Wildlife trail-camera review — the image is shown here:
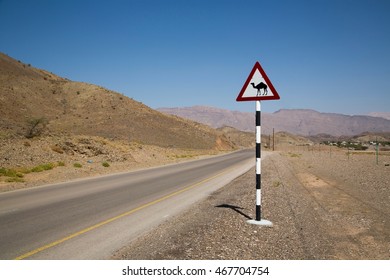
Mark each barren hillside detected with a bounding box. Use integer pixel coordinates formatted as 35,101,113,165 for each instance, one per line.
0,53,232,150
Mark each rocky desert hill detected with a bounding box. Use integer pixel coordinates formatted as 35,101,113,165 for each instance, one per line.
216,126,254,149
0,53,233,150
158,106,390,136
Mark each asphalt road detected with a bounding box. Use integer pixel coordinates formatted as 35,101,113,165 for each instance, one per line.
0,149,255,259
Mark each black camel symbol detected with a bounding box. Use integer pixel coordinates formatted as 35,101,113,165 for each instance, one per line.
250,82,268,96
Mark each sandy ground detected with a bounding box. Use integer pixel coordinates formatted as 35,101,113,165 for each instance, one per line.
113,147,390,260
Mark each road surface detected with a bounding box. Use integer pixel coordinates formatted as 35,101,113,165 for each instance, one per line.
0,149,256,259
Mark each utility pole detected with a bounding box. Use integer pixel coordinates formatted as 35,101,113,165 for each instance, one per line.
272,128,275,151
376,137,379,165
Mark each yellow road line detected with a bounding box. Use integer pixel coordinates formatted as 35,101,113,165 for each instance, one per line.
15,168,232,260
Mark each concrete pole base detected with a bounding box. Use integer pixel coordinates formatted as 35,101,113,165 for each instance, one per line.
247,219,273,227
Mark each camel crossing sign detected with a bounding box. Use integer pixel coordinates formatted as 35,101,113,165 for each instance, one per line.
236,61,280,101
236,61,281,226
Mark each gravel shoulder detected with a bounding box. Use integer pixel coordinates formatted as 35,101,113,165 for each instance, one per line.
113,149,390,260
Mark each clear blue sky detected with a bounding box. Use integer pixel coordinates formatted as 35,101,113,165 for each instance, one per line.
1,0,389,115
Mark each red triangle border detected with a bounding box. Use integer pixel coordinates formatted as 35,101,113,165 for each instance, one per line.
236,61,280,101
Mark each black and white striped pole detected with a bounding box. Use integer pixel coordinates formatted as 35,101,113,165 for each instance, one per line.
256,100,262,221
236,61,280,227
247,100,273,226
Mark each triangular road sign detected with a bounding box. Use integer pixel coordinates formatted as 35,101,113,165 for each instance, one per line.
236,61,280,101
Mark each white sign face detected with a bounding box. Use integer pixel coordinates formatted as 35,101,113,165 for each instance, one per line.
241,69,275,98
236,62,280,102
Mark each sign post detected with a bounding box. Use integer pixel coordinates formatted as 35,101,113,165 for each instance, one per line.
236,61,280,226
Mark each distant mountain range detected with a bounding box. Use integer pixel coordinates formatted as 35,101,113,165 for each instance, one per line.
158,106,390,136
367,112,390,120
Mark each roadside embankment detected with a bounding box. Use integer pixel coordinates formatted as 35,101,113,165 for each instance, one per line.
0,136,228,192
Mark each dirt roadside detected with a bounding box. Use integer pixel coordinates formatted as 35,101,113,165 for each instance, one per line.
113,149,390,260
0,136,225,193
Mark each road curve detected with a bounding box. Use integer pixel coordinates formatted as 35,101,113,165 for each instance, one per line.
0,149,256,259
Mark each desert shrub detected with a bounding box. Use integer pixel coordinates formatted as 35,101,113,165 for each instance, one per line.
354,144,368,151
0,167,17,177
18,167,31,174
44,163,54,170
0,167,9,176
31,163,54,172
73,163,82,168
0,131,11,139
25,117,48,138
32,165,43,172
57,161,65,166
273,181,282,188
102,162,110,167
0,168,24,179
288,153,301,158
6,177,25,183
